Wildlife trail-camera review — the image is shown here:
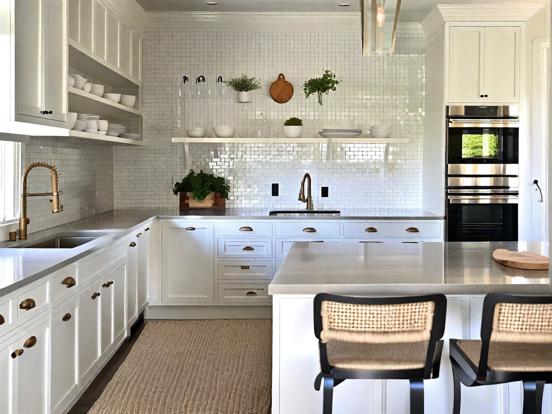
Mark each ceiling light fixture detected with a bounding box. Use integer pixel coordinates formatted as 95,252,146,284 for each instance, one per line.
376,1,385,28
360,0,401,55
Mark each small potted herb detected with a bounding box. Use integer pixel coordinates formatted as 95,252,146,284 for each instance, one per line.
173,170,230,209
282,117,303,138
303,70,340,105
225,74,262,103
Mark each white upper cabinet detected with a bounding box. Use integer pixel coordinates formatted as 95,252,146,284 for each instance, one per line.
93,2,107,59
15,0,67,124
448,25,521,104
79,0,93,51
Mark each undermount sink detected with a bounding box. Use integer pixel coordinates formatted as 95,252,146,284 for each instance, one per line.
11,231,110,249
268,210,341,217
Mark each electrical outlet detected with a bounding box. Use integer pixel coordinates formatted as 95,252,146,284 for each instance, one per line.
272,183,279,197
321,186,329,198
256,111,265,120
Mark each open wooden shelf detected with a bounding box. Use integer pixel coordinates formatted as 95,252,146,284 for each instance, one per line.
171,137,410,144
69,87,141,119
69,130,143,146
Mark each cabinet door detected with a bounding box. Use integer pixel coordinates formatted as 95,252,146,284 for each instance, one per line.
0,339,17,414
448,27,484,103
93,1,106,59
17,320,49,414
78,285,101,381
51,301,78,414
162,221,214,304
484,26,520,103
100,277,114,353
79,0,93,51
118,23,132,75
43,0,67,122
15,0,44,119
131,31,141,81
112,264,127,341
68,0,80,42
137,231,149,311
106,12,119,67
127,237,139,324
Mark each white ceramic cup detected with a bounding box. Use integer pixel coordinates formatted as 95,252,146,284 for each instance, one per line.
91,84,105,96
98,120,109,131
86,119,99,131
72,74,87,89
83,82,92,93
120,95,136,108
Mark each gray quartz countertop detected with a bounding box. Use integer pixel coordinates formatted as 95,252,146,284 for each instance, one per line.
269,241,551,295
0,207,442,297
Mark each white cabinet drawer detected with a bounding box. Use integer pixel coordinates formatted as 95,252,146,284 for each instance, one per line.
79,241,126,282
276,240,325,260
0,299,12,338
16,280,49,322
50,264,78,305
343,221,442,240
217,261,273,281
217,283,271,305
217,239,272,259
216,221,273,238
275,222,340,238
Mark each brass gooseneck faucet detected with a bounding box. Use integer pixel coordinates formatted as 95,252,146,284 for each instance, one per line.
298,172,314,211
18,162,63,240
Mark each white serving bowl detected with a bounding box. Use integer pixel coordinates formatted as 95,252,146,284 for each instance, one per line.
72,74,87,89
83,82,92,93
187,128,205,138
91,84,105,96
369,124,391,138
78,113,100,121
107,131,121,137
98,120,109,131
72,120,87,131
66,112,78,129
212,125,235,138
120,94,136,108
103,93,122,103
282,125,303,138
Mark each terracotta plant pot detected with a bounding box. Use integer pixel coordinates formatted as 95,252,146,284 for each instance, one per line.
179,192,226,211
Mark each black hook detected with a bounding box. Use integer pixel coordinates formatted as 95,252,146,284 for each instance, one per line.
217,75,224,82
533,179,544,203
182,75,189,83
196,75,206,83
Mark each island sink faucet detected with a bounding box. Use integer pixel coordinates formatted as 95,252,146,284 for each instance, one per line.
18,162,63,240
298,172,314,211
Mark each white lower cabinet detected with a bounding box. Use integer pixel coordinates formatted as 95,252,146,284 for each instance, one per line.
161,221,214,304
126,235,139,324
51,299,78,414
0,337,16,414
78,283,101,383
100,276,114,354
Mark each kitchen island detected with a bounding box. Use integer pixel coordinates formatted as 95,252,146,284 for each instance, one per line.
269,241,551,414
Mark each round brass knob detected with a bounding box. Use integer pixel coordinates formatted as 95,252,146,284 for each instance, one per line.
62,313,72,322
11,349,24,359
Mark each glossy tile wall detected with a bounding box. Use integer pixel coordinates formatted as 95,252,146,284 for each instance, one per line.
114,31,425,209
24,141,114,233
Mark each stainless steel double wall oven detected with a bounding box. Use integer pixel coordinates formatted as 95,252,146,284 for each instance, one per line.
446,106,519,241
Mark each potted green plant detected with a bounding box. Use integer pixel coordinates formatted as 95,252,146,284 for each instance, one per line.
225,74,262,103
173,170,230,209
303,70,340,105
282,117,303,138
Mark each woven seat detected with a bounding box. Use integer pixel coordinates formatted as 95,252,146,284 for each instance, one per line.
457,340,552,372
327,340,428,370
313,294,447,414
450,294,552,414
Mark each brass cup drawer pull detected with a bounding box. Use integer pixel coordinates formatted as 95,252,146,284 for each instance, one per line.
245,291,258,296
239,226,254,232
406,227,420,233
365,227,378,233
129,241,137,247
23,336,37,348
19,298,36,311
242,246,255,251
62,313,72,322
61,276,76,288
185,226,196,231
91,292,101,300
240,265,251,270
0,314,4,325
11,349,24,359
302,227,317,233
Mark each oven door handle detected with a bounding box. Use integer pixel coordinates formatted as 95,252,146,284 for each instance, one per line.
448,195,518,204
448,119,519,128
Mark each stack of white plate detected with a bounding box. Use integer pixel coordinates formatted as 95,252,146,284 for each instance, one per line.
107,123,126,137
318,128,362,138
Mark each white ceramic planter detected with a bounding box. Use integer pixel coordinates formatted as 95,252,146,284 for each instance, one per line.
237,91,250,103
282,125,303,138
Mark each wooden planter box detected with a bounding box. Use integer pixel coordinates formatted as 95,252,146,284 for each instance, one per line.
179,192,226,211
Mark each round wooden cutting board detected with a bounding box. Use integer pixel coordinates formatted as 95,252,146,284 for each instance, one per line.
269,73,294,104
492,249,549,270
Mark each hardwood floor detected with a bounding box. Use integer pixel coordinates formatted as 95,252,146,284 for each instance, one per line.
68,315,145,414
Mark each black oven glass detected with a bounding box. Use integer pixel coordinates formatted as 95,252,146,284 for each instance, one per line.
448,127,518,164
447,203,518,242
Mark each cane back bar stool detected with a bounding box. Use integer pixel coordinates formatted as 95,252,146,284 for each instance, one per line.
313,293,447,414
450,294,552,414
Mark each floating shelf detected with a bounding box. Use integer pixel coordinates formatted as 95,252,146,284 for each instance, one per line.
69,87,141,120
171,137,410,144
69,41,140,88
69,130,143,146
